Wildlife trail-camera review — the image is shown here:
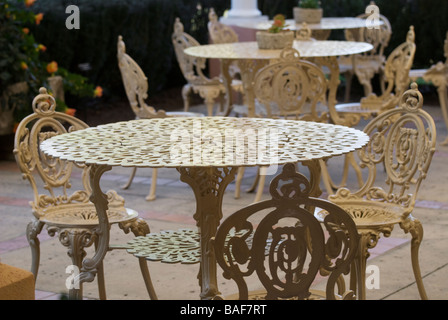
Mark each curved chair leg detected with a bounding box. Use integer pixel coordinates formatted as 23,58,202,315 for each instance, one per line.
122,167,137,190
55,228,98,300
145,168,158,201
26,219,44,281
400,217,428,300
138,257,158,299
234,167,245,199
182,84,192,113
246,167,260,193
354,231,374,300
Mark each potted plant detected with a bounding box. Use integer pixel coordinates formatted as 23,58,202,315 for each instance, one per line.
256,14,294,49
294,0,323,24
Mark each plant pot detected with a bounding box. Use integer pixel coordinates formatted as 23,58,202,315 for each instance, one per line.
256,30,294,50
293,7,323,24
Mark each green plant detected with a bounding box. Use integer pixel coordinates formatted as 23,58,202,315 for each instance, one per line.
298,0,321,9
268,14,289,33
0,0,100,131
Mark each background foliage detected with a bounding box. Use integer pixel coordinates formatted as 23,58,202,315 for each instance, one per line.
24,0,448,103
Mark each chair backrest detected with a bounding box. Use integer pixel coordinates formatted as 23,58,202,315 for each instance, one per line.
331,83,437,214
345,1,392,58
207,8,238,44
13,88,92,219
360,25,416,111
213,163,359,300
253,47,328,121
172,17,215,85
117,36,167,119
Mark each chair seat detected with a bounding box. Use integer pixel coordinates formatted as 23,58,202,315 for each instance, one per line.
316,200,404,228
40,203,139,227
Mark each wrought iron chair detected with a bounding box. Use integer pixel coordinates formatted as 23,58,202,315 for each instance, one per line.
234,47,329,202
338,1,392,102
335,26,416,122
13,87,156,299
207,8,238,44
117,35,202,201
213,163,359,300
320,26,416,195
319,83,436,300
409,30,448,145
172,17,227,116
207,8,244,100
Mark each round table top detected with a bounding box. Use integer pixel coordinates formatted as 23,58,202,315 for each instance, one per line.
40,117,369,168
184,40,373,60
232,17,383,31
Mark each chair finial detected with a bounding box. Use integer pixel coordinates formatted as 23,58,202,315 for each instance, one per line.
32,87,56,115
269,163,311,201
399,82,423,112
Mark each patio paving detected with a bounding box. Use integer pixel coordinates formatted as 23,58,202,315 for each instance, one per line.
1,98,448,300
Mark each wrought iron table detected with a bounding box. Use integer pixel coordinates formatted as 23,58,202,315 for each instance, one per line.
234,17,382,31
185,40,373,117
40,116,369,300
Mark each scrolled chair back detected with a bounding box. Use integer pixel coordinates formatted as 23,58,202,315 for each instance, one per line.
253,47,328,121
213,163,359,300
172,17,212,84
330,82,437,216
117,35,166,119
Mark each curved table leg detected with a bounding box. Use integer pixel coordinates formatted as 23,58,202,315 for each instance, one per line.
177,167,238,300
69,164,112,300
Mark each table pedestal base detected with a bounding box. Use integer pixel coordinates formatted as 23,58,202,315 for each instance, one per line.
178,166,238,300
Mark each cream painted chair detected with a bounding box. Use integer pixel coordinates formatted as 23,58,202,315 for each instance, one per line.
207,7,244,101
117,35,202,201
320,26,417,194
320,83,436,300
13,88,156,299
213,163,359,300
172,17,227,116
409,30,448,145
338,1,392,102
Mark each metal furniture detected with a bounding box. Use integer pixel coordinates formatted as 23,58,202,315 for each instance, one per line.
409,30,448,145
185,38,373,201
40,115,369,300
213,163,359,300
13,88,153,299
237,47,329,203
319,83,436,300
321,26,416,195
339,2,392,101
184,39,373,118
117,35,202,201
335,26,416,121
172,17,227,116
230,16,384,40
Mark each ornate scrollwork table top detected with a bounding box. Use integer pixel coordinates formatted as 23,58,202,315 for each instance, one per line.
232,17,384,31
185,40,373,60
40,117,369,168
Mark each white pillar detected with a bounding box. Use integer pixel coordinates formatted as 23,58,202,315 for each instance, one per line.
227,0,262,18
